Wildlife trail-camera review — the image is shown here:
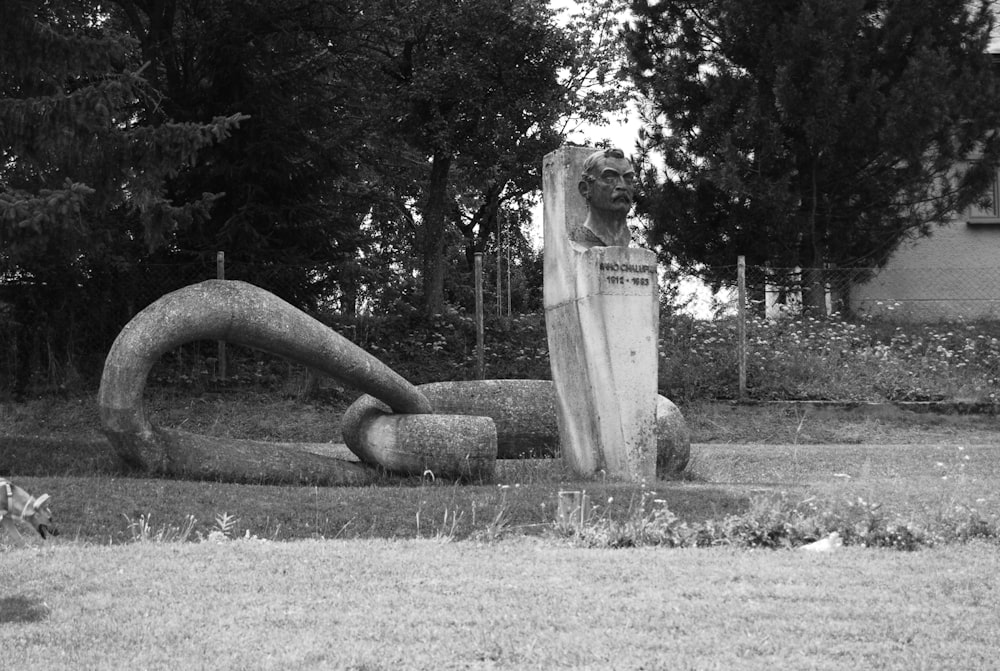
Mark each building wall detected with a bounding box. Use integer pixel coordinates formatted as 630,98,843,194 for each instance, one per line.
850,215,1000,320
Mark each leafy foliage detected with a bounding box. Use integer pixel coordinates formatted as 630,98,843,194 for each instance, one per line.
0,1,244,250
365,0,581,313
659,311,1000,402
1,0,635,392
566,486,997,550
331,309,551,384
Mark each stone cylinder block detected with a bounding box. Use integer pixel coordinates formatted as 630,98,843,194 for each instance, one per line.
413,379,690,475
341,394,497,482
417,380,559,459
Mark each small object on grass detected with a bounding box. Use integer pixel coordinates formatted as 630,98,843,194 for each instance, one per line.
800,532,842,552
0,478,59,546
556,490,590,531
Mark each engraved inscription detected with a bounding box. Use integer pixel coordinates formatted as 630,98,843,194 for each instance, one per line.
599,263,656,273
605,275,650,286
597,262,657,295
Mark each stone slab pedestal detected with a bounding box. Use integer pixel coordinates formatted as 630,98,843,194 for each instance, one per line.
543,147,659,480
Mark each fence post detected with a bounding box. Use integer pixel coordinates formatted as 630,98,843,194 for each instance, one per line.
737,255,747,401
216,251,227,381
496,223,503,319
505,232,512,329
474,251,485,380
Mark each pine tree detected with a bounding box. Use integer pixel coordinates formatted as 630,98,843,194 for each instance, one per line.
628,0,1000,313
0,0,243,394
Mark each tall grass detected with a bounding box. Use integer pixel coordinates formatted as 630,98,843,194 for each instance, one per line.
289,309,1000,404
12,301,1000,405
659,312,1000,402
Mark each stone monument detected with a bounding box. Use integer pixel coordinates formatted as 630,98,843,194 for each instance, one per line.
96,147,686,486
543,146,659,480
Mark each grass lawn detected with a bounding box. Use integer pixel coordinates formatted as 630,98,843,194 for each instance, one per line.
3,540,997,670
1,392,999,669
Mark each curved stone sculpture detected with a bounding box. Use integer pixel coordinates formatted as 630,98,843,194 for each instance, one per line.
99,280,436,484
341,395,496,481
100,279,687,484
343,379,690,476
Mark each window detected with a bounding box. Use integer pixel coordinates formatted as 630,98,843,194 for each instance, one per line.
967,166,1000,224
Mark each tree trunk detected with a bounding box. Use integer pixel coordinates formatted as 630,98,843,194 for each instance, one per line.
459,184,502,271
801,162,828,316
421,152,453,315
802,266,828,316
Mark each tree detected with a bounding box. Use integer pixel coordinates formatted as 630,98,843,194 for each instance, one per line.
627,0,1000,313
0,0,243,394
0,0,243,249
363,0,582,315
106,0,381,307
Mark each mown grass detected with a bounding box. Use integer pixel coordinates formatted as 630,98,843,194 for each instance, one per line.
3,540,998,670
2,392,1000,546
6,387,1000,448
2,393,999,669
5,297,1000,666
2,436,998,548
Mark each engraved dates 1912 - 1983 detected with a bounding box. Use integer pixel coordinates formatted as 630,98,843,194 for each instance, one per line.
604,275,650,286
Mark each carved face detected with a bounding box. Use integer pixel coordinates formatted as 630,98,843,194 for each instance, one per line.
579,155,635,215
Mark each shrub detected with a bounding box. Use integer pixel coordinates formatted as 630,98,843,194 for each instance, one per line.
138,306,1000,404
325,308,551,384
561,488,996,551
658,312,1000,403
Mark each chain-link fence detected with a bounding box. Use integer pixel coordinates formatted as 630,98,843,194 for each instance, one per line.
0,255,344,397
726,263,1000,321
661,259,1000,402
4,252,1000,402
675,262,1000,321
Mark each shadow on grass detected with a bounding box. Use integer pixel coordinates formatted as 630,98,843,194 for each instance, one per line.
1,434,752,544
0,595,50,624
8,475,752,545
0,436,126,477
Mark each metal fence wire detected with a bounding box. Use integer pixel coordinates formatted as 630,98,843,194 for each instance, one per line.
727,263,1000,321
0,257,335,396
3,255,1000,401
678,259,1000,402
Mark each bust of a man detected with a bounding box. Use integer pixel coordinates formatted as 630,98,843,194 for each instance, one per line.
569,148,635,250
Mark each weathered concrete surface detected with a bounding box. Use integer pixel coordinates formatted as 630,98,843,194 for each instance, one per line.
417,379,689,476
152,428,381,485
543,145,659,480
341,394,497,481
98,279,429,483
655,395,690,476
418,380,559,459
